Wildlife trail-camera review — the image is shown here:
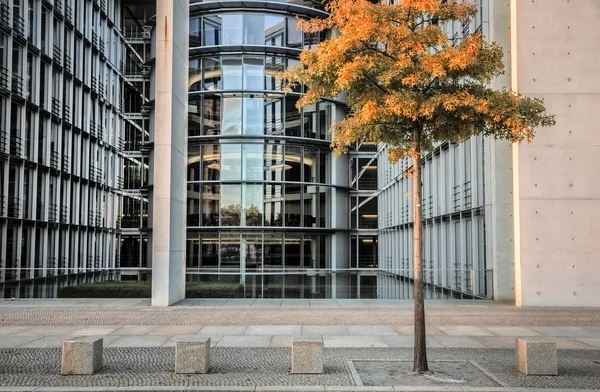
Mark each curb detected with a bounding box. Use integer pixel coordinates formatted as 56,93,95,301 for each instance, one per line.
0,387,599,392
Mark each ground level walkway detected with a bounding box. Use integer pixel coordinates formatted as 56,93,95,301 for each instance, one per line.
0,299,599,391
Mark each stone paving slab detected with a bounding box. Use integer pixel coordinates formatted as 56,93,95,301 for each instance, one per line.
323,336,388,348
1,347,600,390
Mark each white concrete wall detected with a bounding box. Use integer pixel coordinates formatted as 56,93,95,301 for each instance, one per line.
512,0,600,307
151,0,189,306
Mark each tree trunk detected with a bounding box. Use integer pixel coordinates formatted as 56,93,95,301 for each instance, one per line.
412,128,428,373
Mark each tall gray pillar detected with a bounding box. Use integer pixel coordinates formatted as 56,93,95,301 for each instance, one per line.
151,0,189,306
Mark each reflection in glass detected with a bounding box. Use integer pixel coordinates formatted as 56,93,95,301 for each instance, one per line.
265,56,284,90
264,143,284,181
303,185,317,227
303,148,318,183
243,144,263,180
243,184,263,226
203,15,221,46
265,97,283,135
264,234,283,270
187,183,200,226
189,58,202,91
221,184,241,226
190,17,202,47
285,146,302,182
188,99,202,136
285,184,302,227
264,183,283,227
285,95,301,136
188,144,201,182
285,235,302,268
201,144,220,181
203,57,221,90
243,233,262,271
287,17,302,48
244,14,265,44
221,144,241,180
318,186,329,227
265,15,285,46
318,101,331,140
222,57,242,90
187,238,199,268
201,236,218,267
243,97,264,135
222,14,243,44
243,56,264,90
220,233,241,270
202,184,220,226
303,103,317,138
222,97,242,134
202,95,221,135
358,197,377,229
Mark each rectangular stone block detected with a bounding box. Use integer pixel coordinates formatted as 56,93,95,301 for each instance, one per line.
292,337,323,374
61,337,103,375
516,338,558,375
175,337,210,374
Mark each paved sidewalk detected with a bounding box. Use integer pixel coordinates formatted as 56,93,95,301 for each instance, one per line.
0,299,599,391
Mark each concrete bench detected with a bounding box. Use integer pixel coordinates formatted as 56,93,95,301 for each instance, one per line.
291,337,323,374
61,337,103,375
175,336,211,374
516,338,558,375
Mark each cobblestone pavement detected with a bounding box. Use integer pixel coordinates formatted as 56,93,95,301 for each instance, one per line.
0,347,599,389
1,300,600,327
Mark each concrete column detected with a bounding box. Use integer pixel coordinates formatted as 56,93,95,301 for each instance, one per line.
151,0,189,306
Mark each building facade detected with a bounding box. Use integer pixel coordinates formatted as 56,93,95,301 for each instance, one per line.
1,0,598,306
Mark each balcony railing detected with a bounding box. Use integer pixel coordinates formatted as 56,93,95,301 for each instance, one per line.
65,4,72,25
92,31,98,47
47,257,56,276
64,54,72,74
0,3,10,32
7,197,20,218
48,203,57,222
50,150,59,169
90,121,97,137
60,205,68,223
0,65,8,94
51,97,60,117
9,133,22,156
62,154,70,172
12,12,24,39
11,73,23,97
53,44,62,67
63,103,71,124
0,195,4,217
0,130,6,153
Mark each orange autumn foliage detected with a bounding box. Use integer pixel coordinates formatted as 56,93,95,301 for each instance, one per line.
282,0,555,162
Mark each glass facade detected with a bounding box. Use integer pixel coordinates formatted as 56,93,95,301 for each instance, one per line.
187,4,342,298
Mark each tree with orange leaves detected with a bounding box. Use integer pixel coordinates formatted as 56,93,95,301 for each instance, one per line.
283,0,555,373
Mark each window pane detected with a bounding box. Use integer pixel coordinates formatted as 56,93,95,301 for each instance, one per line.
358,197,377,229
188,98,202,136
222,97,242,134
243,184,263,226
285,235,302,268
264,143,284,181
264,183,283,227
264,97,283,135
200,235,219,267
203,15,221,46
303,103,317,138
285,184,302,227
303,148,318,183
222,14,243,44
187,183,200,226
243,144,263,180
265,56,284,90
220,233,241,270
203,57,221,91
303,185,317,227
221,184,241,226
318,101,332,140
202,184,220,226
265,15,284,46
285,146,302,182
188,144,201,182
243,97,264,135
201,144,220,181
202,95,221,135
221,144,241,180
190,17,202,47
243,56,264,90
244,14,265,44
222,56,242,90
287,17,302,48
284,96,301,137
189,58,201,91
243,234,262,270
264,234,283,270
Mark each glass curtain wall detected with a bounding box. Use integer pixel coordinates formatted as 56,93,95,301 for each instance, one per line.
187,6,337,298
